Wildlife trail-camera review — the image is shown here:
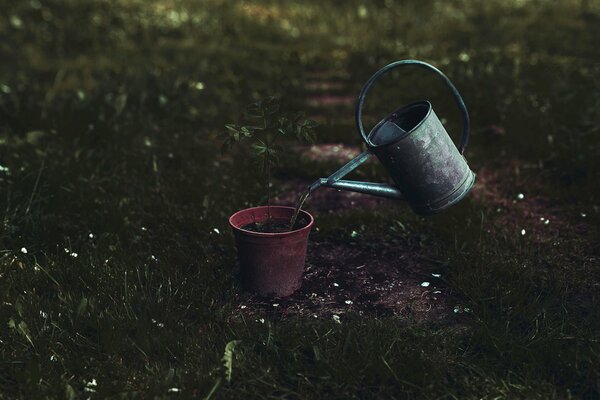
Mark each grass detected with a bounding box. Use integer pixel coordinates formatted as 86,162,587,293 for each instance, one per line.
1,0,599,398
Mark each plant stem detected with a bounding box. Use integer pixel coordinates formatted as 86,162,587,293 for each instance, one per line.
267,161,271,223
263,113,272,224
266,140,271,224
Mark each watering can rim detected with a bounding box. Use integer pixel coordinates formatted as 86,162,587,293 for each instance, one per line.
355,59,470,155
366,100,432,150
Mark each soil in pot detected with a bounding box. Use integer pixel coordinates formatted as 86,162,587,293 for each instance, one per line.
242,214,310,233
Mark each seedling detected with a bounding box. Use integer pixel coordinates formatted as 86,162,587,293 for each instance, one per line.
223,96,317,230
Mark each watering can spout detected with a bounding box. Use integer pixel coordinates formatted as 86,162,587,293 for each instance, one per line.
309,177,404,200
308,121,408,199
308,145,405,200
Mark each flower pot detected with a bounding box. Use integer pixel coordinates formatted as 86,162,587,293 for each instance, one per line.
228,206,314,297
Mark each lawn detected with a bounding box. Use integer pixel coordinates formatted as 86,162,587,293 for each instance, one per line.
1,0,599,398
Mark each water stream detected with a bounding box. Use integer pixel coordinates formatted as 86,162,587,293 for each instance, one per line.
288,189,311,231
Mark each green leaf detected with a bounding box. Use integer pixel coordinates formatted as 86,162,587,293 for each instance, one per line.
15,301,24,317
164,367,175,384
65,384,77,400
225,124,239,134
115,93,128,116
222,340,242,383
304,119,319,128
17,321,34,348
293,111,306,122
25,130,47,145
240,126,252,137
252,143,267,155
77,297,88,317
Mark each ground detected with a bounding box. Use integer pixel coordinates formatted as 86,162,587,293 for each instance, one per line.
1,0,599,399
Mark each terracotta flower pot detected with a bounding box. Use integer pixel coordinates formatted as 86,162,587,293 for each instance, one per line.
228,206,314,297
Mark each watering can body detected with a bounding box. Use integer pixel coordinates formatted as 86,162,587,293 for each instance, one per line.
310,60,476,216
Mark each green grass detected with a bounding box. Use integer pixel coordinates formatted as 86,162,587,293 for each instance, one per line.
1,0,599,398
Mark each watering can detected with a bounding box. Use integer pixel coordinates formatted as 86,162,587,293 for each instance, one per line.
308,60,476,216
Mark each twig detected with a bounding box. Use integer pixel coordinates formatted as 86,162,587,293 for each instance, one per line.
25,154,46,214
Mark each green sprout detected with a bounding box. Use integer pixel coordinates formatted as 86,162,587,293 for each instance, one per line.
223,96,317,222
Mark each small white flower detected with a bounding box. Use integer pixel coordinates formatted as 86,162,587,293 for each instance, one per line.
521,229,526,236
88,233,94,239
332,315,341,324
0,165,9,173
84,379,98,393
453,306,461,313
272,303,279,307
152,319,165,328
213,228,220,234
431,273,441,278
240,305,247,309
151,255,157,262
193,81,205,90
345,300,353,305
50,354,57,362
433,290,442,294
544,219,550,225
332,283,339,287
168,387,181,393
39,311,48,319
421,282,430,287
259,318,265,324
517,193,524,200
141,226,147,231
350,230,358,238
20,247,27,254
70,252,78,258
581,212,587,218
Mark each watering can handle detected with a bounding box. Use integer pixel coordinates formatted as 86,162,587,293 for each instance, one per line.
355,60,470,154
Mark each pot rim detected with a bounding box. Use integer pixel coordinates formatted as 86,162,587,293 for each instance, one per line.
229,205,314,238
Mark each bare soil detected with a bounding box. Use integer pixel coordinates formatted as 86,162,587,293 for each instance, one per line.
471,163,589,243
236,239,463,324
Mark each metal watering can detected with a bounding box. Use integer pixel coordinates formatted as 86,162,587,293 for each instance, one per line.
309,60,476,216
